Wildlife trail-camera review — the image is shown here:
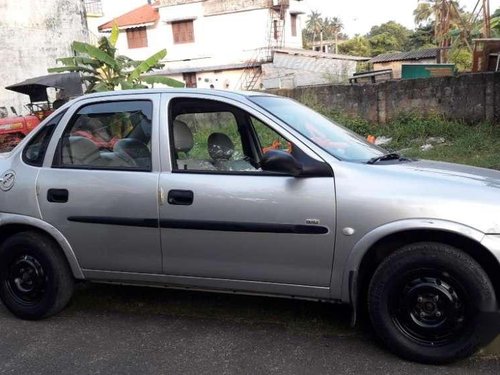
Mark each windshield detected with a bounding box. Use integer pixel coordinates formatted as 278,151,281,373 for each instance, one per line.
249,96,386,162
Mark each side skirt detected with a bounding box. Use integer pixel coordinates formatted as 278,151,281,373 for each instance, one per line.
82,269,337,303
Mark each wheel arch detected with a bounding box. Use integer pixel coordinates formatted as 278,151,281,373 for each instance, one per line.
0,214,84,279
342,220,500,323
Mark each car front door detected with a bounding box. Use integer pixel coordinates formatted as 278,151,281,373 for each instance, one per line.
37,94,162,274
158,94,336,290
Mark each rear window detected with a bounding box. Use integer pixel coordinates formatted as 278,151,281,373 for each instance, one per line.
56,101,153,171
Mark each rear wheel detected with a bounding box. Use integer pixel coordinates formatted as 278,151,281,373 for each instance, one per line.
368,242,496,364
0,232,74,320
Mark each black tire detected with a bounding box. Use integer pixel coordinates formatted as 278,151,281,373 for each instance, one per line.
0,231,74,320
368,242,496,364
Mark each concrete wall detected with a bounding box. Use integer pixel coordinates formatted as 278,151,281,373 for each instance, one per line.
0,0,88,114
271,72,500,125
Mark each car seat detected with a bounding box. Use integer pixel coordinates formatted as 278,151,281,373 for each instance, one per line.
62,136,101,165
207,132,254,171
173,119,215,171
113,139,151,169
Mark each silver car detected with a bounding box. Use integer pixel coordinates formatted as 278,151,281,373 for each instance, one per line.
0,89,499,364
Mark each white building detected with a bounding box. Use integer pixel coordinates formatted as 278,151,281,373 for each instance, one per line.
88,0,307,90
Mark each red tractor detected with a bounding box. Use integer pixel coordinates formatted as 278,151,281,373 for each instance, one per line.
0,73,82,152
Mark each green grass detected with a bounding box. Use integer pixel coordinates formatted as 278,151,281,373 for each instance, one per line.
319,109,500,170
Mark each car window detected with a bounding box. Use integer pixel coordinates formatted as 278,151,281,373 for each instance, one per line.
251,116,292,154
250,96,384,162
23,111,66,167
57,101,153,171
169,98,259,173
175,112,244,160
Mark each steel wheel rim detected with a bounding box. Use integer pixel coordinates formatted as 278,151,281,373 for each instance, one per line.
5,254,47,305
389,268,469,347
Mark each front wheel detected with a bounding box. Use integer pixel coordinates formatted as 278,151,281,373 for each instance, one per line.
0,232,74,320
368,242,497,364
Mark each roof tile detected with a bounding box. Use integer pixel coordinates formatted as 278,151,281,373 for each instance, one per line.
98,4,159,31
370,48,440,63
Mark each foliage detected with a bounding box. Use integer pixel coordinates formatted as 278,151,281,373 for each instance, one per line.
448,46,472,71
407,24,435,50
335,20,415,57
48,24,184,93
338,35,371,57
413,1,480,56
367,21,412,55
492,8,500,37
413,0,463,28
302,11,346,49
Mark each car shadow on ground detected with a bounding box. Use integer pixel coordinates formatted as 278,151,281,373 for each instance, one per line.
68,282,356,338
1,282,500,375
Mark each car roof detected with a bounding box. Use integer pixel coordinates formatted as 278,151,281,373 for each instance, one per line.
77,88,278,101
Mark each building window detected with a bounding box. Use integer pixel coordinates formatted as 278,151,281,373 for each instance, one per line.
183,73,197,88
291,14,297,37
273,20,279,40
172,21,194,44
127,27,148,49
84,0,103,17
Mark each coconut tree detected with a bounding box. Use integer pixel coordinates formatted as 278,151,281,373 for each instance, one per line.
413,0,469,61
324,16,344,54
304,11,323,49
49,25,183,93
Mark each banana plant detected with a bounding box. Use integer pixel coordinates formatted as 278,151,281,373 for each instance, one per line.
48,24,184,93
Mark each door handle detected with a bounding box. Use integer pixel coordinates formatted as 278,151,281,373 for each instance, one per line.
47,189,69,203
168,190,194,206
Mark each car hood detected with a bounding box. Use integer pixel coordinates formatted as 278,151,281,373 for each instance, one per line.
334,158,500,236
397,159,500,190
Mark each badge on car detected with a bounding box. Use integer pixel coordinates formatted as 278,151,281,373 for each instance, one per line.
0,170,16,191
306,219,320,225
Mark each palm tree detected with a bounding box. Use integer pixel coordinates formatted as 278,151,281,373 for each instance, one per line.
305,11,323,49
413,0,466,58
324,17,344,53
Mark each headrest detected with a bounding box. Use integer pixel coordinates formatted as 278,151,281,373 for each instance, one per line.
208,133,234,160
63,136,99,164
73,115,104,133
173,119,193,153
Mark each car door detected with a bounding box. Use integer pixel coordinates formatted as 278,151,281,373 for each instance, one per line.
158,94,336,288
36,94,162,273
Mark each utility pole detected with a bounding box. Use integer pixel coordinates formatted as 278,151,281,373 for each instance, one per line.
483,0,491,38
320,28,323,53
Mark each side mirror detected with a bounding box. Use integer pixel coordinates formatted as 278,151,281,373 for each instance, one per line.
260,150,303,176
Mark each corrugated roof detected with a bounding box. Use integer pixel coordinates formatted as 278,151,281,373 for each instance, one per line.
370,48,440,63
154,62,261,75
98,4,159,32
275,48,370,61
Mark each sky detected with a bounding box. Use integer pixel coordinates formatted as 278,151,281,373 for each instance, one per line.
303,0,500,36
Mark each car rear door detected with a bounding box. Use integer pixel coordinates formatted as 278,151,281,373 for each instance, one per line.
158,93,336,290
36,94,162,274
